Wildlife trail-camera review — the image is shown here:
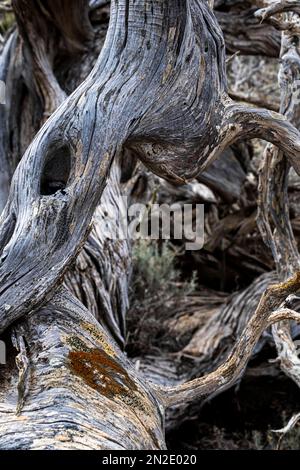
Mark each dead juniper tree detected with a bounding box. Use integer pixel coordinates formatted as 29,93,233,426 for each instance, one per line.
1,0,300,449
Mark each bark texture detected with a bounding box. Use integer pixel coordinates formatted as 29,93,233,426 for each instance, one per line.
1,0,300,450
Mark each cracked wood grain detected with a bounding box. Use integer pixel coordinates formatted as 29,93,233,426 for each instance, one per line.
257,4,300,388
2,0,300,338
2,0,300,449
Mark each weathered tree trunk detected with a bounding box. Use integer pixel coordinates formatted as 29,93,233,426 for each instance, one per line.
0,288,165,449
3,0,300,334
1,0,300,449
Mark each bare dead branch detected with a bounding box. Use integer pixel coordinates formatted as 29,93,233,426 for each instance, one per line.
257,8,300,388
216,0,281,56
272,412,300,450
228,90,279,112
154,273,300,407
255,1,300,21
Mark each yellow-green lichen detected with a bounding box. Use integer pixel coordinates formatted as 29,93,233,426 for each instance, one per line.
66,335,90,352
80,321,116,357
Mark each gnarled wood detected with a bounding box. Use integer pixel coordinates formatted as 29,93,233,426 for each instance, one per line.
257,3,300,388
2,0,300,450
215,0,281,57
2,0,300,338
0,288,165,450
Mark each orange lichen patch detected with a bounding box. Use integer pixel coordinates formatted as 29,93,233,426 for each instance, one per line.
69,348,137,399
67,337,157,422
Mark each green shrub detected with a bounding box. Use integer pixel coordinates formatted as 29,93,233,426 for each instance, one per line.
132,240,180,299
127,240,197,356
0,9,15,36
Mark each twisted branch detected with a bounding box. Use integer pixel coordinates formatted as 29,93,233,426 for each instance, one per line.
2,0,300,364
257,4,300,387
154,273,300,407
